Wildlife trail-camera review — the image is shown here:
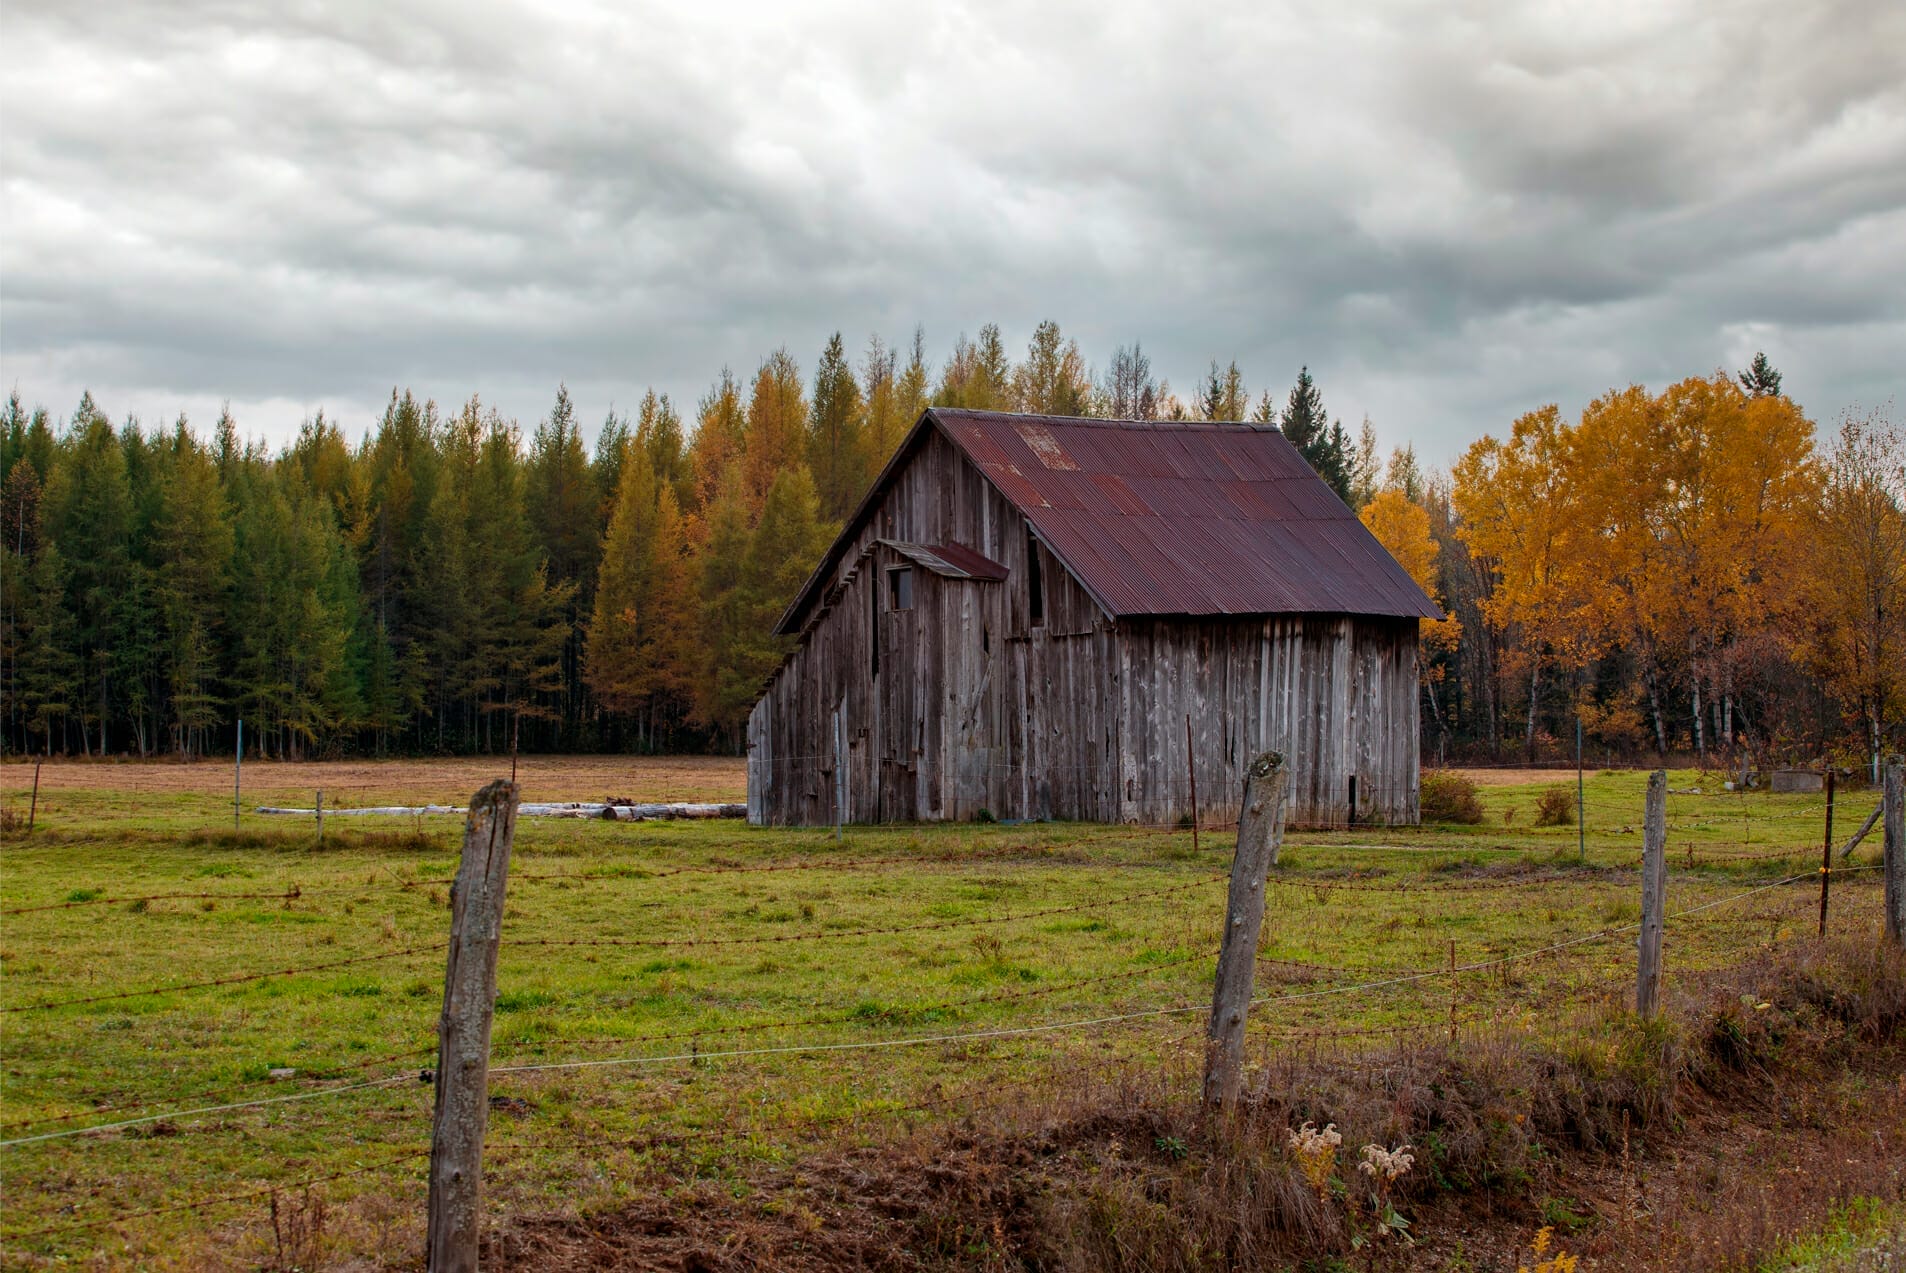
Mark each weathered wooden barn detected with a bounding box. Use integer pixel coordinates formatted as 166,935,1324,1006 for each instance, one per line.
746,409,1441,827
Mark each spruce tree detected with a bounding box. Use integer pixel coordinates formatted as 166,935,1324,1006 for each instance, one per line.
1738,352,1783,398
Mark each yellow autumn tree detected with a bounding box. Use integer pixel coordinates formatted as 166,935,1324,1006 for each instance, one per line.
1360,488,1462,739
1451,405,1606,756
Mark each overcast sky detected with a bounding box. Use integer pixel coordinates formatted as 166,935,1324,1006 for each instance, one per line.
3,0,1902,465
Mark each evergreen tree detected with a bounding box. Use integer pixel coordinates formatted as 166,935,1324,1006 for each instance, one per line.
808,332,868,518
44,401,132,754
1738,351,1783,398
152,422,232,756
1,459,45,750
13,541,77,753
526,384,597,744
1278,367,1354,504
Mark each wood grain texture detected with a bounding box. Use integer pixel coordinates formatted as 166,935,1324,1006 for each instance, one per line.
1205,751,1288,1106
747,425,1422,827
426,780,518,1273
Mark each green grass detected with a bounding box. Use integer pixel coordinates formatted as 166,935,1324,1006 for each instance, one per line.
0,763,1881,1264
1756,1200,1906,1271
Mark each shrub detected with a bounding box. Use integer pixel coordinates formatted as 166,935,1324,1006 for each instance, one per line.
1535,787,1576,827
1421,771,1485,824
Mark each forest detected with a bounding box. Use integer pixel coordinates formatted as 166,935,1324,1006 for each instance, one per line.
1,326,1900,775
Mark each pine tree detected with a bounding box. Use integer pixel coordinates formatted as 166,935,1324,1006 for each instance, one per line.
13,541,77,753
808,332,868,518
1738,351,1783,399
526,384,597,745
45,402,132,754
152,422,233,756
1278,367,1354,504
1,459,45,750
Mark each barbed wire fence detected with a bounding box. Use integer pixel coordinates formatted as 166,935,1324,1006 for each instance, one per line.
1,756,1899,1261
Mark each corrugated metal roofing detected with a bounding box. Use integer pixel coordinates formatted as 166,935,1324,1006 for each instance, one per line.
934,410,1442,621
879,539,1011,581
774,409,1441,634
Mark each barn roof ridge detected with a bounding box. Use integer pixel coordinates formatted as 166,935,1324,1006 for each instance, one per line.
773,407,1442,635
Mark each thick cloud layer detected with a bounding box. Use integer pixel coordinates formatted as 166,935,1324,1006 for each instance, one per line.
2,0,1902,459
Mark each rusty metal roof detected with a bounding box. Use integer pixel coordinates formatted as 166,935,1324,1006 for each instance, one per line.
933,411,1442,621
775,409,1441,634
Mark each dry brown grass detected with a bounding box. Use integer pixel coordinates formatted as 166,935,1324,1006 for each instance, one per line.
487,936,1906,1272
0,753,746,805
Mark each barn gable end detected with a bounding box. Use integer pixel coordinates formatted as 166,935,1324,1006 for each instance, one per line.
748,410,1436,828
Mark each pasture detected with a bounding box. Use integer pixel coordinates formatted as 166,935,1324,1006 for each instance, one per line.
0,758,1891,1267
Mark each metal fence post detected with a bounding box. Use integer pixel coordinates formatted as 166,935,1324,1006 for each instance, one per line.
1637,770,1666,1018
426,780,519,1273
1204,750,1287,1107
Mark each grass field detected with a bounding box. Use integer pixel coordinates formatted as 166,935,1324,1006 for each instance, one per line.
0,758,1891,1267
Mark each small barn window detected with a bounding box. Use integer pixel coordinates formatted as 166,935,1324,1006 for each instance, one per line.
887,566,914,611
1027,531,1045,627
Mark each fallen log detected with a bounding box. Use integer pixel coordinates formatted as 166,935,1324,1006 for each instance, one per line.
600,802,747,821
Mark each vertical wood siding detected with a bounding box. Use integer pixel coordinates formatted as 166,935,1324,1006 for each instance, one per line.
747,427,1420,827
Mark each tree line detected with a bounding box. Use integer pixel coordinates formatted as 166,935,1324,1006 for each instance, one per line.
2,330,1900,773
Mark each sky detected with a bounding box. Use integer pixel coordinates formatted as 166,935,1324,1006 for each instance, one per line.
2,0,1903,466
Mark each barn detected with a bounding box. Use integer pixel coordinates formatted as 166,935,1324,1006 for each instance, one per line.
746,409,1441,828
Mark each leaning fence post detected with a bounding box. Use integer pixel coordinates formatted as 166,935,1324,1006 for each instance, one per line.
1883,756,1904,948
426,780,519,1273
1636,770,1666,1018
1204,750,1287,1107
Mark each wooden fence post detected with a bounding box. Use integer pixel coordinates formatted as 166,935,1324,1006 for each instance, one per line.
1818,770,1834,936
234,718,243,830
28,760,41,832
1884,756,1904,949
426,780,519,1273
1204,750,1287,1107
1636,770,1666,1019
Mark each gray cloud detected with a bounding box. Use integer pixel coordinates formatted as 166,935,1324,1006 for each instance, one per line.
2,0,1902,462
